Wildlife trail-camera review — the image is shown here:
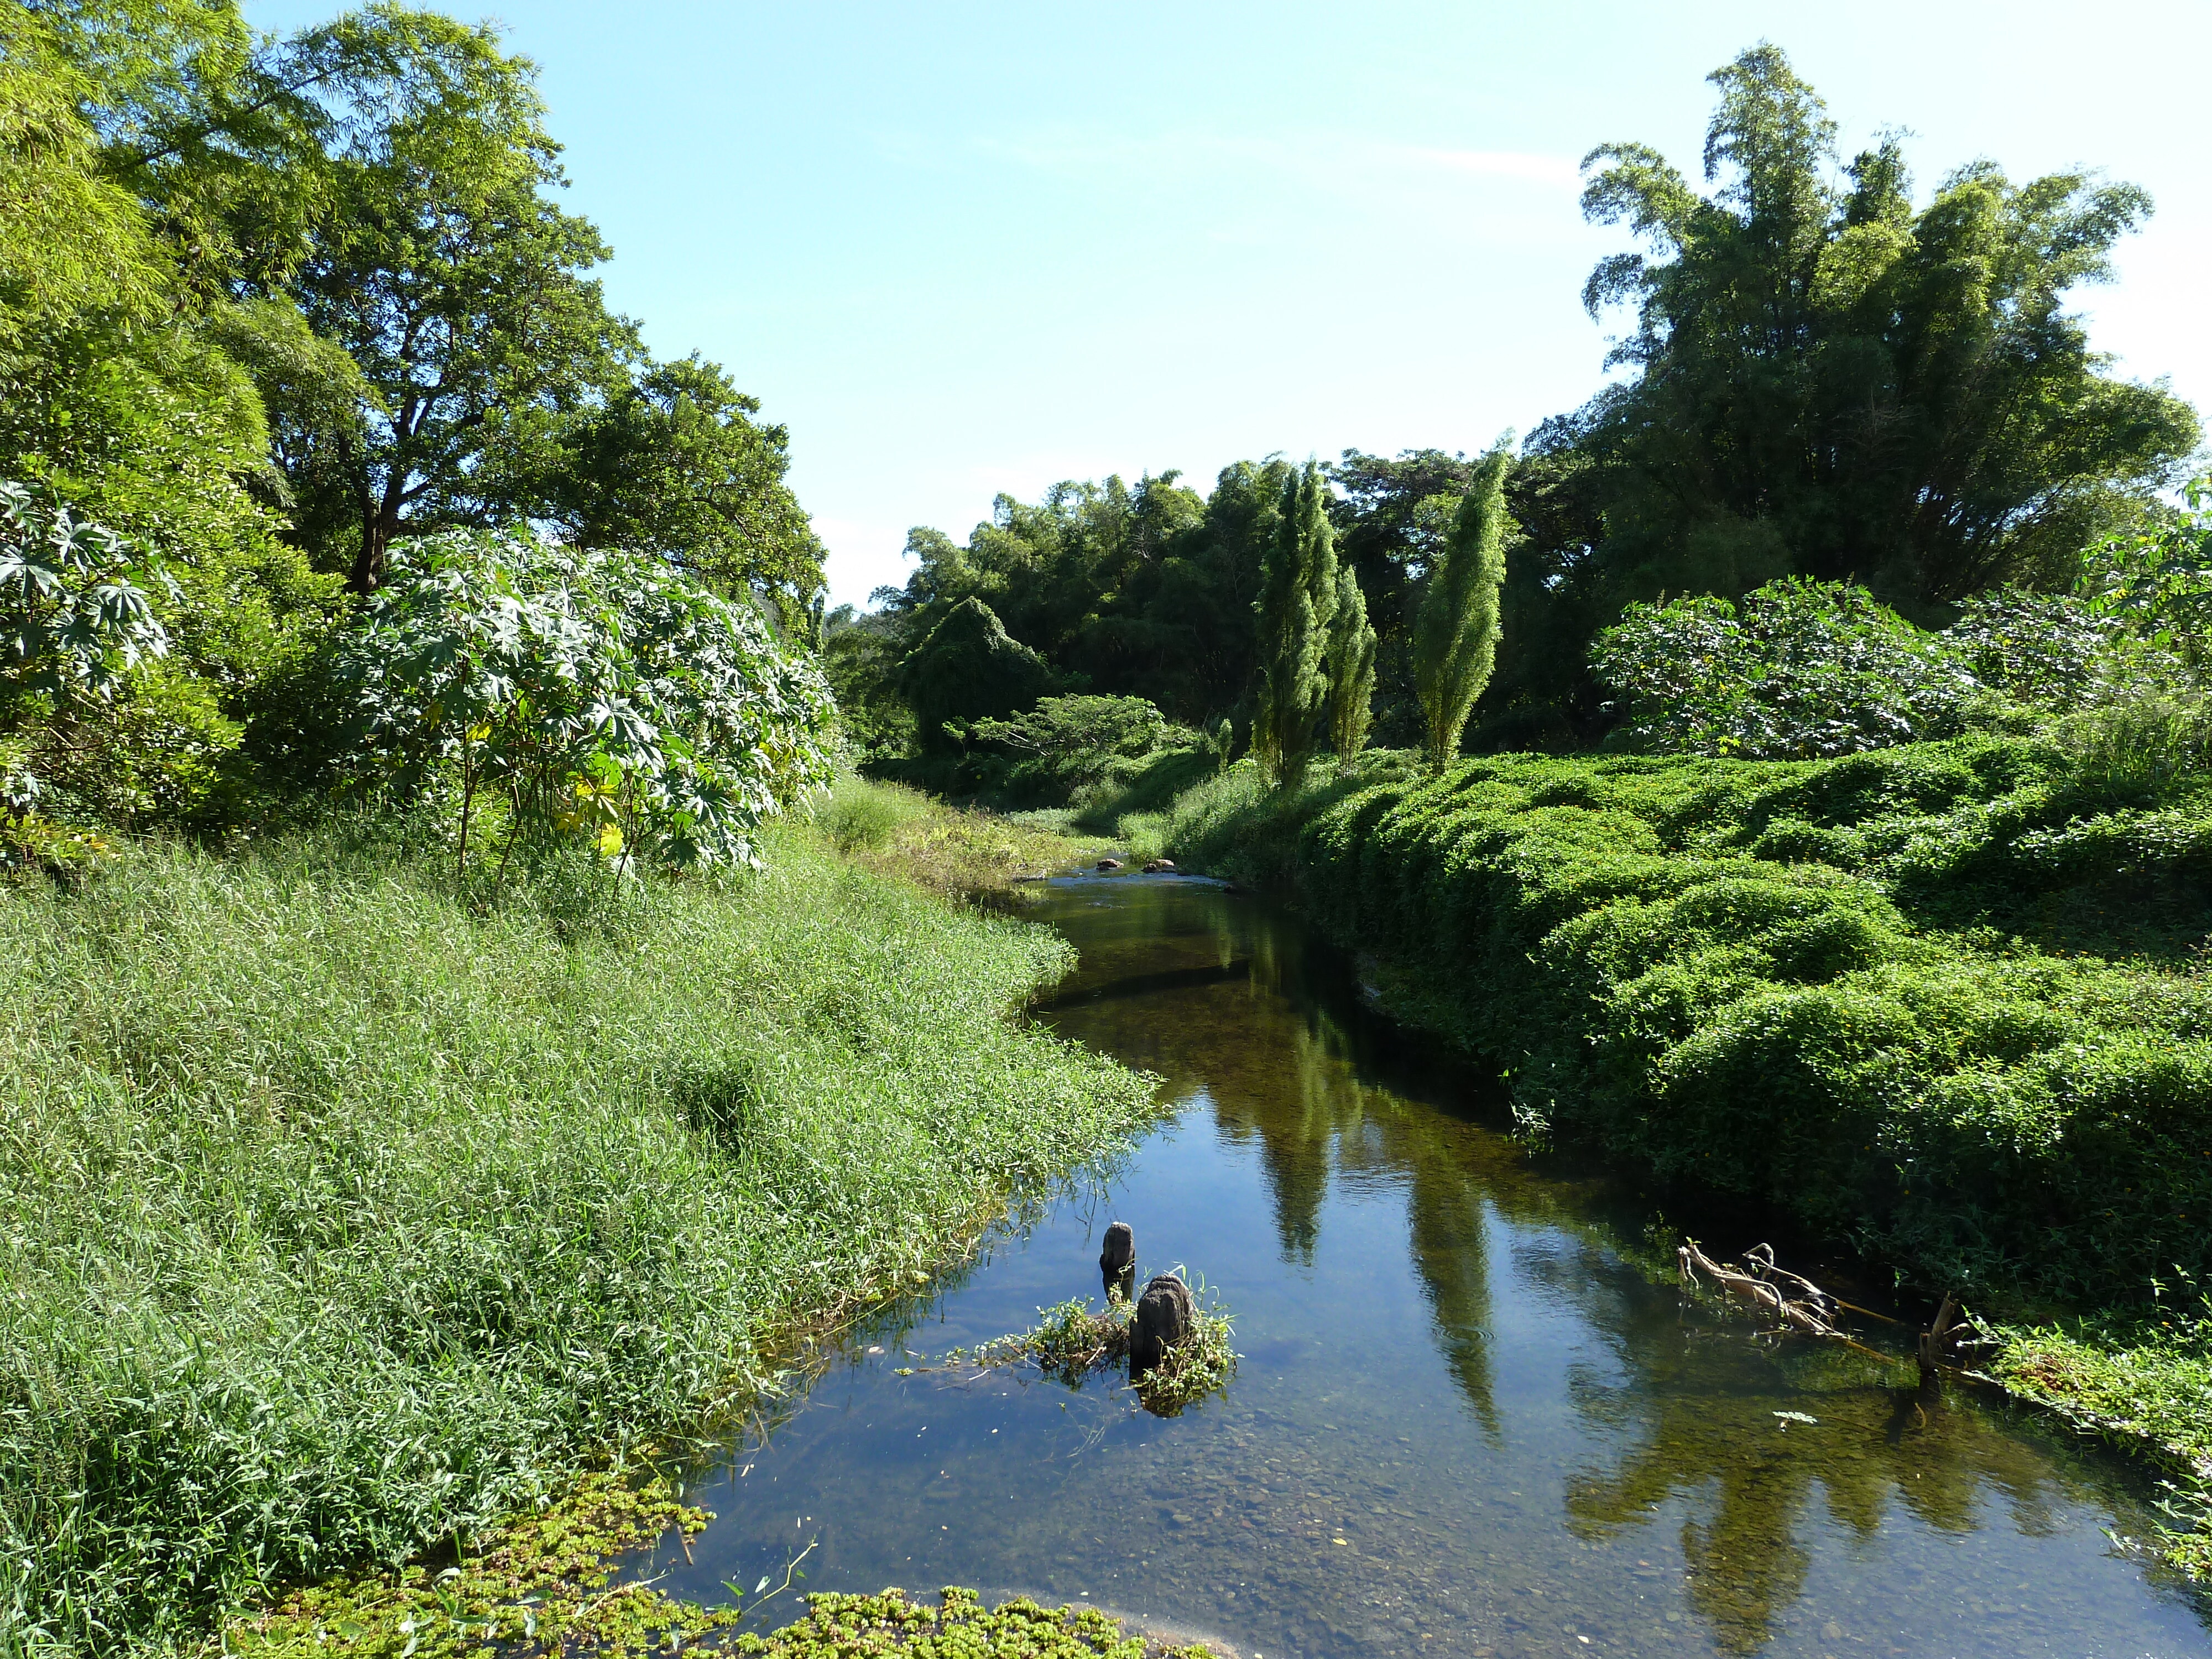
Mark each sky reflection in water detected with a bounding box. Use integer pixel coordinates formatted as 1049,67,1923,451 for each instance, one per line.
643,875,2210,1658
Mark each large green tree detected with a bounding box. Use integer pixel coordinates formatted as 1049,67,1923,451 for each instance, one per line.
1571,44,2198,606
1412,448,1510,770
1325,561,1376,768
553,353,824,613
278,18,633,591
1252,461,1339,788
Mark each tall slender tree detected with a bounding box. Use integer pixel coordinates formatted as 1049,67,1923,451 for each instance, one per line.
1253,461,1338,788
1326,561,1376,769
1413,447,1510,770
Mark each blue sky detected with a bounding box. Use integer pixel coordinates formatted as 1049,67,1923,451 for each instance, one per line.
251,1,2212,606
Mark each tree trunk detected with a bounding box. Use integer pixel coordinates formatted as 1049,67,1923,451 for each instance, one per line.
351,487,404,596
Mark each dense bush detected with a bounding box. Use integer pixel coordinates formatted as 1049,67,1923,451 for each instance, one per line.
0,818,1155,1648
1590,577,2185,760
342,528,834,873
965,694,1197,805
1165,737,2212,1303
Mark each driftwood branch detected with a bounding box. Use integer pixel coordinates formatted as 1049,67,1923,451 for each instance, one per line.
1677,1239,1929,1369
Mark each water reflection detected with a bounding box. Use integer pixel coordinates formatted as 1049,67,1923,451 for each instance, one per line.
644,876,2208,1658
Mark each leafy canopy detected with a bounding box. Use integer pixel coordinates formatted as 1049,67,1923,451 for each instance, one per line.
1567,44,2198,604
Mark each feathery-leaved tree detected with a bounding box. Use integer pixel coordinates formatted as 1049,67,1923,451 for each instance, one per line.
1253,461,1338,788
1326,562,1376,769
1413,447,1510,770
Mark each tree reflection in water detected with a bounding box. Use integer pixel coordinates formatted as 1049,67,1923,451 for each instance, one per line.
1033,877,2188,1655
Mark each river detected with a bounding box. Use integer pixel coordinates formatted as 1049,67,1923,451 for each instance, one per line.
639,870,2210,1657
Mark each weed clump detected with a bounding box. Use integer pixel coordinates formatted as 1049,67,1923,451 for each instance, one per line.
932,1277,1238,1416
231,1485,1217,1659
733,1588,1215,1658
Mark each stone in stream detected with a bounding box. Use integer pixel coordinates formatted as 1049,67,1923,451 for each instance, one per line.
1096,858,1123,872
1130,1272,1196,1373
1143,858,1176,873
1099,1221,1136,1301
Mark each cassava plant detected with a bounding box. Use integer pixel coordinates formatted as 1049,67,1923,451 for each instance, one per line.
341,527,833,878
0,479,175,828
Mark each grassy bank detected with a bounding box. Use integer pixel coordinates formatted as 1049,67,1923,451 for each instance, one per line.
0,812,1157,1652
809,775,1105,905
1155,735,2212,1558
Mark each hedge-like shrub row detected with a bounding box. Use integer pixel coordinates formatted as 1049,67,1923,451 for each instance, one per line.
1171,739,2212,1302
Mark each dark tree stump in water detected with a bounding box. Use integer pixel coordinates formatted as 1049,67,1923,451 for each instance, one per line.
1130,1273,1194,1373
1099,1222,1135,1301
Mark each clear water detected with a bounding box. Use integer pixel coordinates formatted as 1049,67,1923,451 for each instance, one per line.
638,874,2211,1657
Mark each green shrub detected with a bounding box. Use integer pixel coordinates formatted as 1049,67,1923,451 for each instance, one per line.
341,529,835,874
0,819,1155,1651
1165,737,2212,1303
1591,577,2192,761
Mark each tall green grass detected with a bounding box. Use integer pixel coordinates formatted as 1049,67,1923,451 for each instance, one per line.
0,819,1155,1653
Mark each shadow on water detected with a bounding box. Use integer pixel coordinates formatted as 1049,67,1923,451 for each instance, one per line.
638,874,2212,1658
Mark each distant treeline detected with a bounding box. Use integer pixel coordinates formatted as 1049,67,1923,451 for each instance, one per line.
832,46,2199,766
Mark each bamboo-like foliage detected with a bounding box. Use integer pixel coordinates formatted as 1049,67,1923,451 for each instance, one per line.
1412,447,1510,770
1252,461,1339,789
1326,561,1376,770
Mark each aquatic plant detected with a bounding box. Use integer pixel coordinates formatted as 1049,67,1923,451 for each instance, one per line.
232,1478,1215,1659
930,1277,1238,1416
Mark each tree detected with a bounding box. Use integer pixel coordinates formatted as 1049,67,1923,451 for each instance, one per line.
1326,562,1375,768
893,595,1055,753
1571,44,2198,606
1252,461,1338,788
554,353,824,612
296,32,633,592
1412,448,1509,770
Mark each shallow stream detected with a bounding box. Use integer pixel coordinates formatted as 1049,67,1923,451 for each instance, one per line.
639,873,2210,1657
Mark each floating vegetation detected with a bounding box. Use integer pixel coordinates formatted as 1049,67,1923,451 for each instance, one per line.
924,1274,1238,1416
730,1588,1215,1657
229,1470,740,1659
228,1473,1218,1658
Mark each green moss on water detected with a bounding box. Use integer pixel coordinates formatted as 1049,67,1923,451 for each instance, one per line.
731,1589,1214,1658
232,1477,1214,1659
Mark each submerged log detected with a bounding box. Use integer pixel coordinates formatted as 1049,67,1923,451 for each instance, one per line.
1129,1272,1195,1373
1099,1222,1136,1301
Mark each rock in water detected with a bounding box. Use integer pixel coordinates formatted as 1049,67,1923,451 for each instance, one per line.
1099,1222,1136,1300
1096,858,1123,872
1130,1273,1195,1372
1143,858,1176,873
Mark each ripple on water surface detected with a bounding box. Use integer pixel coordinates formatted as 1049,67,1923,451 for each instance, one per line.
637,875,2211,1659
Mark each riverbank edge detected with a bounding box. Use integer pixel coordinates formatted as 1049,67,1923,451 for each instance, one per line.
4,795,1177,1654
1151,757,2212,1577
207,805,1202,1658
